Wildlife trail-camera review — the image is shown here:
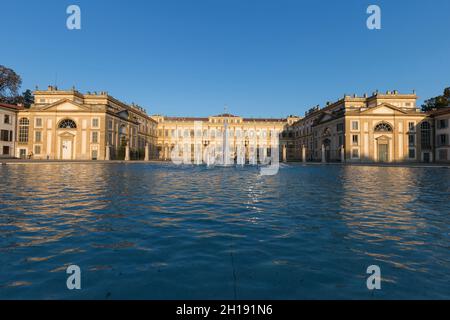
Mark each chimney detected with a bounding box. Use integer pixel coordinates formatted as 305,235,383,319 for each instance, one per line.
48,85,53,91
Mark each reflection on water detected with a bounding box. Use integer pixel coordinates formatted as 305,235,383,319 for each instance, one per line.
0,163,449,299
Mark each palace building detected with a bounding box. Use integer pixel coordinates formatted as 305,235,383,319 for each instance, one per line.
7,86,449,164
0,103,23,158
16,86,158,160
429,108,450,163
287,90,438,163
151,114,300,162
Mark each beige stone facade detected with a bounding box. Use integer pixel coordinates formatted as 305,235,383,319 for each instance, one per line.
0,104,23,158
289,91,435,163
151,114,299,162
431,108,450,163
9,86,449,164
16,86,158,160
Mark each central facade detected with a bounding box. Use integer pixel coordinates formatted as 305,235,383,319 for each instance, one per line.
152,114,300,162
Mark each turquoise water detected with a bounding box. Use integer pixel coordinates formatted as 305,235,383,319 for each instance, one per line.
0,163,449,299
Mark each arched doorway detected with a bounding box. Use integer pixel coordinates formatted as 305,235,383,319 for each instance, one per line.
374,122,393,163
57,119,77,160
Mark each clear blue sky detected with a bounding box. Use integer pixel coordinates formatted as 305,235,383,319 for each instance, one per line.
1,0,449,117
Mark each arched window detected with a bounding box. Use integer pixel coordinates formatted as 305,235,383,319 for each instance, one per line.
374,122,393,132
58,119,77,129
19,118,30,143
421,121,432,149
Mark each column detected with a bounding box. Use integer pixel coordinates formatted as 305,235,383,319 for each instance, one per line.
125,145,130,161
144,143,149,161
302,145,306,163
282,144,287,163
322,144,326,163
105,144,111,161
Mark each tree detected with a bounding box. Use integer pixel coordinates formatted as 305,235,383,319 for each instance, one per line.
0,65,22,102
21,89,34,108
422,87,450,112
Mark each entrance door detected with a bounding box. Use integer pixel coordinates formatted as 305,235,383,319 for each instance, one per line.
423,152,430,163
19,149,27,159
62,140,72,160
378,144,389,162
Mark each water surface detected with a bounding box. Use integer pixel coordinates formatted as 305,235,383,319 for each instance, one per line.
0,163,449,299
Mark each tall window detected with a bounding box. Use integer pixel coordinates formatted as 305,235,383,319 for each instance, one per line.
92,118,99,128
438,119,448,129
438,134,448,146
58,119,77,129
352,135,359,146
420,122,432,149
0,130,9,142
19,118,30,143
35,131,42,143
4,115,10,124
408,134,415,147
35,118,43,128
92,132,99,144
351,121,359,131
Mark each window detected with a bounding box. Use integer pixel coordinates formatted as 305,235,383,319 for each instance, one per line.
4,115,10,124
352,135,359,146
408,134,415,147
58,119,77,129
35,118,43,128
92,118,100,128
338,135,344,146
2,146,10,155
438,134,448,146
439,150,448,161
108,120,113,130
336,123,344,132
408,122,415,132
34,145,41,155
92,132,99,144
408,148,416,159
108,133,113,145
35,131,42,143
19,118,29,143
0,130,9,142
351,121,359,131
92,150,98,160
420,122,432,149
374,122,393,132
352,148,360,159
438,119,449,129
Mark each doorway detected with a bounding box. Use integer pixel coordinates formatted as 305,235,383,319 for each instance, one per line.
62,140,73,160
378,143,389,162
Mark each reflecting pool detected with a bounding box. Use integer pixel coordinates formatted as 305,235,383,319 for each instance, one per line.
0,163,449,299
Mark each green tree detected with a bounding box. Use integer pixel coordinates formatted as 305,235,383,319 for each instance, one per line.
422,87,450,112
0,65,22,103
21,89,34,108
